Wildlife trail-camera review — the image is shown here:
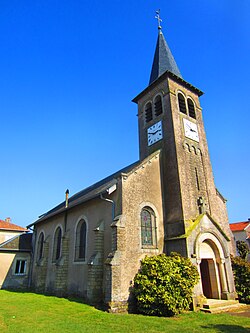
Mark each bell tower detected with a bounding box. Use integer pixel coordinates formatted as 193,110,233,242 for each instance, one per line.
132,16,231,254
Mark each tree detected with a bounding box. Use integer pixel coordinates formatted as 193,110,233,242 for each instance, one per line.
231,255,250,304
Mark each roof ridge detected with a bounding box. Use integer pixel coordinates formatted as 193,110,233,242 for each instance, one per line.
28,152,161,228
28,160,141,227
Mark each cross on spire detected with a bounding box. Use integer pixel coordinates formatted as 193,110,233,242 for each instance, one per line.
155,9,162,30
149,10,183,84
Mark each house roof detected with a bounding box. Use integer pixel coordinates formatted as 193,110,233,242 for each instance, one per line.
0,233,32,252
149,29,182,85
0,220,27,232
230,221,250,232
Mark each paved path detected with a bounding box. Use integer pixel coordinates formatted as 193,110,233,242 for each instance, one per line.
228,308,250,318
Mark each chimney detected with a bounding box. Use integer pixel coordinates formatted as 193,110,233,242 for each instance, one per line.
65,189,69,208
5,217,11,223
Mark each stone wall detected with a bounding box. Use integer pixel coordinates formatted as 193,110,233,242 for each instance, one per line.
0,252,31,290
104,151,165,311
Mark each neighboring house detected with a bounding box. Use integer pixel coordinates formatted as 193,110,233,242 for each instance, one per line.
27,21,236,311
230,220,250,258
0,218,27,244
0,219,32,289
246,223,250,245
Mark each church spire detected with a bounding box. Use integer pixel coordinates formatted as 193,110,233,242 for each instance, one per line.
149,11,182,85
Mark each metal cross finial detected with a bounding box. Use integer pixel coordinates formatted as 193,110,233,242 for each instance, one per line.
155,9,162,30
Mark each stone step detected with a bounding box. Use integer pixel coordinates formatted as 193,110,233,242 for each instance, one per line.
201,299,249,314
203,299,239,309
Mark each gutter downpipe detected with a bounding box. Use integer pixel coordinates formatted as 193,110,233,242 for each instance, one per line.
27,225,35,289
100,193,115,220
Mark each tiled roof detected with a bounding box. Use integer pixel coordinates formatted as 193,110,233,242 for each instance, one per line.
230,221,250,232
0,220,27,232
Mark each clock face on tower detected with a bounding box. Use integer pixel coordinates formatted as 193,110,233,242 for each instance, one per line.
147,120,163,146
183,118,199,142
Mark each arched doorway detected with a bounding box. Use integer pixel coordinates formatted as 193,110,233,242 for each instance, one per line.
199,241,220,299
195,233,229,300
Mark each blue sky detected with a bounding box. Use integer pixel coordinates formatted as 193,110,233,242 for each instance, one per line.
0,1,249,227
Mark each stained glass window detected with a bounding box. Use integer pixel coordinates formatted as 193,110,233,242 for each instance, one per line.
53,227,62,262
37,232,44,261
75,219,87,261
141,208,155,246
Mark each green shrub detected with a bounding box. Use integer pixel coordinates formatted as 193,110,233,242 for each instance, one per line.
231,256,250,304
132,253,199,317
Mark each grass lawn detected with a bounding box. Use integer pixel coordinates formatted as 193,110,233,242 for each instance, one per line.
0,290,249,333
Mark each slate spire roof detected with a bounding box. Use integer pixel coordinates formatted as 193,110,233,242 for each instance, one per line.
149,27,182,85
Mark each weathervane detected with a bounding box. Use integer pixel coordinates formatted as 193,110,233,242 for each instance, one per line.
155,9,162,30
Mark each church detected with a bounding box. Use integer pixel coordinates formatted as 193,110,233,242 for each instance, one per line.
28,16,236,311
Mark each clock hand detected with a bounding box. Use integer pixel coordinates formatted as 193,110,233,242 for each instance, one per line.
190,128,196,132
149,129,160,135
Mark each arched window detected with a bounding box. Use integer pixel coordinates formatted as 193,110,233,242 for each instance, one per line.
154,95,163,117
141,207,156,247
37,232,44,261
187,98,196,119
53,227,62,262
178,93,187,114
145,102,153,123
75,219,87,261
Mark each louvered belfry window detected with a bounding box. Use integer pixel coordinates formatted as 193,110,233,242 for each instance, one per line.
178,93,187,114
188,98,196,119
154,95,163,116
145,102,153,123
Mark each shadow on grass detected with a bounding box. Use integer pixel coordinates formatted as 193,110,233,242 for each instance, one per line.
1,288,92,307
201,325,250,333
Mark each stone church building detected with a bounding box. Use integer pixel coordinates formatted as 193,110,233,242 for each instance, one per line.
28,22,236,311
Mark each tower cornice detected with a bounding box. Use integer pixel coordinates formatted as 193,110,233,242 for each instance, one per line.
132,70,204,104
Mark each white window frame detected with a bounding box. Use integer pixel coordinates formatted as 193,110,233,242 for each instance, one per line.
14,259,27,275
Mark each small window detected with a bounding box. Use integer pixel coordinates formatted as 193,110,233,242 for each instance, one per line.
141,207,156,247
145,102,153,123
188,98,196,119
75,219,87,261
154,95,163,117
37,232,44,261
15,260,27,275
53,227,62,262
178,93,187,114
